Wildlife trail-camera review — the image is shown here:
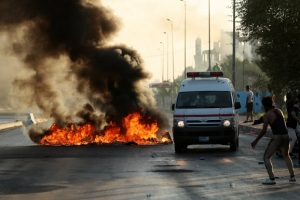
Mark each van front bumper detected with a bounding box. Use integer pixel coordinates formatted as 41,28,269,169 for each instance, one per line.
172,126,237,145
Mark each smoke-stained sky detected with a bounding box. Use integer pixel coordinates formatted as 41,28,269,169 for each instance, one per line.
0,0,236,110
0,0,169,134
102,0,235,82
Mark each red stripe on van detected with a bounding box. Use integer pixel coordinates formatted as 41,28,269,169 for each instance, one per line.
173,114,235,117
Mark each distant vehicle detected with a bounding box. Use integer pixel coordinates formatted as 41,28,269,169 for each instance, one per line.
172,71,241,153
25,113,37,125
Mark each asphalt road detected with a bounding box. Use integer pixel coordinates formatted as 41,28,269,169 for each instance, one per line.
0,112,300,200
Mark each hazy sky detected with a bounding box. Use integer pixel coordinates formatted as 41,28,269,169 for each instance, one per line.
0,0,235,111
102,0,234,83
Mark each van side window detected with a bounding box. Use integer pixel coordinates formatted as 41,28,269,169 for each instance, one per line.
213,92,232,107
232,92,237,103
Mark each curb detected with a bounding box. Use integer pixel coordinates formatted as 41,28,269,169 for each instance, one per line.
0,121,23,131
239,124,272,138
0,118,48,131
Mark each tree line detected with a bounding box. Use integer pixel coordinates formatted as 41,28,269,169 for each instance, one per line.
153,0,300,110
237,0,300,106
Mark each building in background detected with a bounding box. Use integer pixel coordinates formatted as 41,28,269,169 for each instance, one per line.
194,30,260,72
194,37,203,71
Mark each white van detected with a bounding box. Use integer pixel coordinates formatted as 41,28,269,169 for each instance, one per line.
171,71,241,153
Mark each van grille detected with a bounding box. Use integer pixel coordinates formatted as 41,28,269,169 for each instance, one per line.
174,130,233,137
188,131,233,136
186,120,221,127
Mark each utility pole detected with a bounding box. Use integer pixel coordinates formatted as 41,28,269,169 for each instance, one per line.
208,0,211,71
243,41,245,89
167,19,175,102
158,48,162,82
232,0,236,87
164,32,169,81
181,0,186,79
184,1,186,78
160,42,164,82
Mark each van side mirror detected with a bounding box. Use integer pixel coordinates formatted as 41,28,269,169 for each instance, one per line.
234,102,241,109
171,104,175,110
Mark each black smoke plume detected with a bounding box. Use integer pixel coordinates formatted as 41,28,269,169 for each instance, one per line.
0,0,169,140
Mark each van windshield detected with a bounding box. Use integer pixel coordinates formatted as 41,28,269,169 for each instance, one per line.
176,91,232,109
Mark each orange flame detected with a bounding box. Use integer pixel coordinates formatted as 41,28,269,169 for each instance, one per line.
40,111,172,146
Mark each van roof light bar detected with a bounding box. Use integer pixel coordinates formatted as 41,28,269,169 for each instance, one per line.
186,71,223,78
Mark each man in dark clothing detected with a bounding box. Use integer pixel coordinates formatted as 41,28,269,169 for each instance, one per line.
294,93,300,166
285,96,300,158
251,96,295,185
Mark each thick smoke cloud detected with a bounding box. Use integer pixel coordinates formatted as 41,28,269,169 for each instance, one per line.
0,0,169,137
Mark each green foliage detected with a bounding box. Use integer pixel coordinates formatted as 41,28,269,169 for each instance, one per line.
255,112,264,119
246,59,270,94
220,55,268,91
172,65,194,96
172,79,181,95
153,80,172,99
237,0,300,93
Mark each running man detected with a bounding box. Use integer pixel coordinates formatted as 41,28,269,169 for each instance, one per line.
251,96,296,185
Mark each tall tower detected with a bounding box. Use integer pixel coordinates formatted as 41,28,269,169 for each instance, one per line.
194,37,202,71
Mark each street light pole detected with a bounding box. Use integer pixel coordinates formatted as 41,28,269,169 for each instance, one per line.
164,32,169,81
160,42,164,82
208,0,211,71
158,48,163,82
180,0,186,79
167,19,175,102
243,41,245,89
232,0,236,87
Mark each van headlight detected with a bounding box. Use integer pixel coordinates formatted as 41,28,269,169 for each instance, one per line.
178,121,185,127
174,120,185,127
223,120,231,127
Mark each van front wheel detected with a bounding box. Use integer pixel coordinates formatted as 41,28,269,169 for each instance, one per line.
230,137,238,151
175,143,187,153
